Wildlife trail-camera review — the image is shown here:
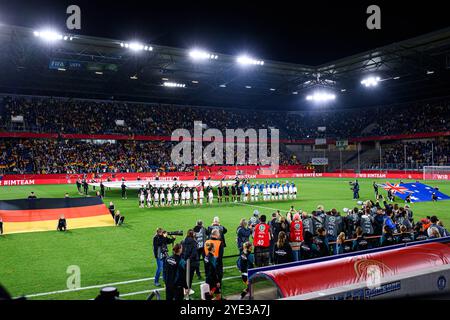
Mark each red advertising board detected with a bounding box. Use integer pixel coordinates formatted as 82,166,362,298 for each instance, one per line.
257,241,450,298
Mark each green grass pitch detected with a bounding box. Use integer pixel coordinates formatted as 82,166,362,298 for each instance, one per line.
0,178,449,300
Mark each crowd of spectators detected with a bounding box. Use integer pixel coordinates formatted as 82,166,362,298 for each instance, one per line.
1,96,449,139
0,138,299,174
369,139,450,170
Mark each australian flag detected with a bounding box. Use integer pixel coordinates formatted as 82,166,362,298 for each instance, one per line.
381,182,450,203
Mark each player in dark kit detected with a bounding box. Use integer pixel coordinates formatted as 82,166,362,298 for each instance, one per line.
236,181,242,202
231,184,236,202
82,180,89,195
217,185,223,203
223,184,230,202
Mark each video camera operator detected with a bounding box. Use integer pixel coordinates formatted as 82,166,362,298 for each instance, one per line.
152,227,176,287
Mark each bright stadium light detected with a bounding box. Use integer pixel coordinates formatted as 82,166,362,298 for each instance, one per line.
189,49,218,60
163,82,186,88
120,41,153,51
306,91,336,102
33,29,64,42
236,55,264,66
361,76,381,87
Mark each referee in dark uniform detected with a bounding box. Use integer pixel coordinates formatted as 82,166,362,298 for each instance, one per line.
121,182,127,199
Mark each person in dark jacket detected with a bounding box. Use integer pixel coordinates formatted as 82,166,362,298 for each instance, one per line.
300,231,319,260
100,182,105,198
57,214,67,231
181,229,199,289
373,209,385,236
238,242,254,299
380,225,396,247
153,228,176,287
273,231,293,265
108,201,115,219
413,222,428,241
193,220,206,279
352,227,370,252
204,241,221,300
164,243,187,301
114,210,125,226
314,227,330,257
396,225,414,244
236,219,252,253
206,217,228,248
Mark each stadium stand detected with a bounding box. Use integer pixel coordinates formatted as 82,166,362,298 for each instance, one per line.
0,95,449,174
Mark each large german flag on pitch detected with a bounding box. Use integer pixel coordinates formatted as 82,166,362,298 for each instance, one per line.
0,197,115,234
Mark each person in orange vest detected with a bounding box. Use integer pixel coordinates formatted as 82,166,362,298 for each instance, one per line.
253,215,272,267
289,212,304,261
204,229,224,290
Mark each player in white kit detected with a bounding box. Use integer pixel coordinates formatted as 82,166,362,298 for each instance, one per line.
208,186,214,205
243,184,249,202
283,183,289,200
254,185,260,201
288,182,294,199
181,187,186,205
139,191,145,208
147,190,153,207
185,187,191,205
153,190,159,207
192,188,198,205
167,188,172,206
174,189,179,206
278,184,283,200
199,187,204,205
250,185,255,202
160,188,165,207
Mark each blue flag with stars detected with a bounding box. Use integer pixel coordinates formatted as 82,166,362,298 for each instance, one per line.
382,182,450,203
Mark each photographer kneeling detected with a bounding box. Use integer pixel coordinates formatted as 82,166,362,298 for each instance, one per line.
152,228,176,287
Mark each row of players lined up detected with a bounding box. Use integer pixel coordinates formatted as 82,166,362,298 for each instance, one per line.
133,180,298,207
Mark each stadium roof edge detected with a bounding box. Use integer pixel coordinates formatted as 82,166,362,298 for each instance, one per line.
5,24,450,70
316,26,450,72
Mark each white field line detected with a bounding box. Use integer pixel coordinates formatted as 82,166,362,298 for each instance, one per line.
119,275,242,298
19,266,237,299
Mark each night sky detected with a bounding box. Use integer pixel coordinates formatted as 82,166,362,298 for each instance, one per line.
0,1,448,65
